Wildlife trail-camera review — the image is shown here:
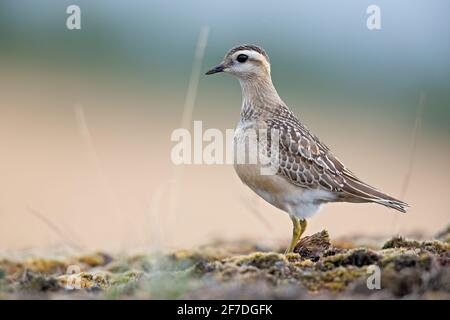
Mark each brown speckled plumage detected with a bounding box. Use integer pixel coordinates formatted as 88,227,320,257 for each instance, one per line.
227,44,407,213
262,103,408,212
206,44,408,253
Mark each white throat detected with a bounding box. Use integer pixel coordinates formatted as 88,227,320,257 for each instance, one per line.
239,75,283,112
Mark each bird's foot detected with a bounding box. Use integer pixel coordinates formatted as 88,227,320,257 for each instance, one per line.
285,217,307,254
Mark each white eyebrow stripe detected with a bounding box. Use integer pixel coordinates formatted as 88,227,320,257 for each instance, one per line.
233,50,266,62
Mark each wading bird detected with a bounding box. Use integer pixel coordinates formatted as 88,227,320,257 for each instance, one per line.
206,45,408,253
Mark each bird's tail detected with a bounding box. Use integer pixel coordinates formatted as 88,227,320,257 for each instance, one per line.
342,177,409,213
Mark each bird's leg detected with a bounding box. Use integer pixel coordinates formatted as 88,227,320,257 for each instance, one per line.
300,218,307,237
285,217,307,254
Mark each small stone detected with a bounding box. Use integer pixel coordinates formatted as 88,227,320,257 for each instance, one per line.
294,230,331,261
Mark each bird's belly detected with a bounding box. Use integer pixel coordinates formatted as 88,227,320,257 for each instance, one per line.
233,124,335,219
234,162,334,218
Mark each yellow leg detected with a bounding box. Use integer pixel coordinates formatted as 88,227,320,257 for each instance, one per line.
285,217,307,254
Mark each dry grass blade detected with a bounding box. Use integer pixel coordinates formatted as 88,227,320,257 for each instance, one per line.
392,92,426,234
399,92,426,200
27,207,84,251
155,26,209,248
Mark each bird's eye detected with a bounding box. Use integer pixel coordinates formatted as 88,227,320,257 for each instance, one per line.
236,54,248,63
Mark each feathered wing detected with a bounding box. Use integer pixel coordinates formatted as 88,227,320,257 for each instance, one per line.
339,175,408,212
264,105,409,213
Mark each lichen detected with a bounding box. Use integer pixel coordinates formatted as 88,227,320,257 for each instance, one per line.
57,271,111,290
228,252,287,269
18,270,60,292
0,227,449,299
318,248,380,271
110,270,142,285
76,252,112,268
22,258,67,274
436,224,450,243
382,236,421,250
382,236,450,256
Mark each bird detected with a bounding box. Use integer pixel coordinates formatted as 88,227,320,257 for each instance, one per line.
205,44,408,254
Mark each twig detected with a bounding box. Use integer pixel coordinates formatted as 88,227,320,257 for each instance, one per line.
399,92,426,200
162,25,209,247
392,92,426,234
74,104,124,248
27,207,84,251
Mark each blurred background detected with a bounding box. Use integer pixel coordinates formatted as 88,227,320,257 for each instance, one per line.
0,0,449,253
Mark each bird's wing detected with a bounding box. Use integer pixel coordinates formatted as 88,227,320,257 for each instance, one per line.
264,108,347,192
263,106,408,212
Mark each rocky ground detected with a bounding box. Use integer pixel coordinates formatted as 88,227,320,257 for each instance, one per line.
1,225,449,299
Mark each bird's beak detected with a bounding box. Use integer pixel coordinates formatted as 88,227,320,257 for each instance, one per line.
205,63,224,75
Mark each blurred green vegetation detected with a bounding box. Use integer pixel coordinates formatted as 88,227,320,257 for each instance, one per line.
0,0,449,134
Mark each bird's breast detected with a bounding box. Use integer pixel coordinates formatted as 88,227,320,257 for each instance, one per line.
232,120,335,218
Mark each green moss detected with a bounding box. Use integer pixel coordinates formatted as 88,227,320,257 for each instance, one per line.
381,267,424,297
421,240,450,255
110,270,141,286
1,225,449,299
319,248,380,271
381,251,433,272
382,236,421,250
436,224,450,243
106,260,131,274
140,271,198,299
383,236,449,256
229,252,287,269
0,259,15,276
19,270,60,292
322,267,367,291
0,270,6,294
23,258,67,274
76,252,112,267
298,266,366,291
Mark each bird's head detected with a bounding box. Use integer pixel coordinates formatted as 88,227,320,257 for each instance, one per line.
205,44,271,80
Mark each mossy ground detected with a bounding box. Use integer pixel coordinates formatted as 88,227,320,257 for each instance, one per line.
1,226,449,299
